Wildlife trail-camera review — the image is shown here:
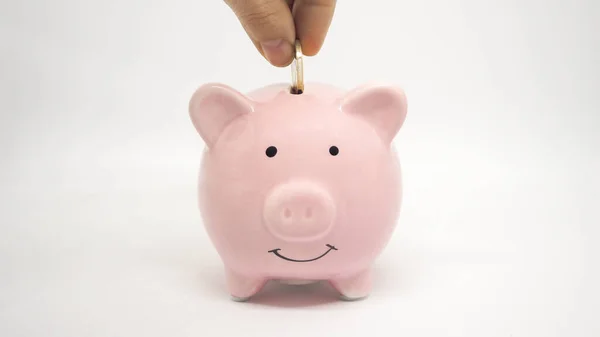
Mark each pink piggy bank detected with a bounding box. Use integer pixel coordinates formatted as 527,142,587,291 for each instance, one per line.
189,82,407,301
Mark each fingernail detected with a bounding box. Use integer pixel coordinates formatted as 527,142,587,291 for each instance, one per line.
261,39,292,66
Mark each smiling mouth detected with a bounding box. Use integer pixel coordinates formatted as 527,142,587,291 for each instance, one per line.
267,244,338,262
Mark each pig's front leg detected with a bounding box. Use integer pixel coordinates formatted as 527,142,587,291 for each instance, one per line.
329,268,372,301
225,269,266,301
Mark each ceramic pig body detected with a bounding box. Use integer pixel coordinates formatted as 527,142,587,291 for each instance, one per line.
189,82,407,301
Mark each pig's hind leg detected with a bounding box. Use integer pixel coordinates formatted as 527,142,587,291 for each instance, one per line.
225,268,267,301
329,268,372,301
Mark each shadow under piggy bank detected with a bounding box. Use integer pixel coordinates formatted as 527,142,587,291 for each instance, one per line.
199,265,358,307
197,257,412,308
244,280,345,308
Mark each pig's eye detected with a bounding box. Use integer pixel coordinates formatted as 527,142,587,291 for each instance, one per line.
265,146,278,158
329,146,339,156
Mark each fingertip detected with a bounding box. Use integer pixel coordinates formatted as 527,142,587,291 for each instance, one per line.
226,0,296,67
261,39,294,67
299,37,323,56
293,0,336,57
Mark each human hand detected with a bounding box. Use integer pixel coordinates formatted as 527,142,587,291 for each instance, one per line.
224,0,337,67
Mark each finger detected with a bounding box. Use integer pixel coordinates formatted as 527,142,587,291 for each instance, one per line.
292,0,336,56
224,0,296,67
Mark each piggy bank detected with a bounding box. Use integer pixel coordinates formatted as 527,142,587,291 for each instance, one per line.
188,82,407,301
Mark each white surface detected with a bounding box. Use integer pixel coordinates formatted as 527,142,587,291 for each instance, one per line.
1,0,599,336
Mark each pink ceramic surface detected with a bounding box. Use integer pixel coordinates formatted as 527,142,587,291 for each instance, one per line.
188,82,408,301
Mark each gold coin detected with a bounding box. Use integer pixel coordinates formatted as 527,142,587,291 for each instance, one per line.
290,39,304,94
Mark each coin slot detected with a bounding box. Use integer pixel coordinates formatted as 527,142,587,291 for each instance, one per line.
290,87,303,95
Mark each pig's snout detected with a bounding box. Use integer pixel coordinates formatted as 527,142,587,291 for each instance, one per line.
263,181,336,242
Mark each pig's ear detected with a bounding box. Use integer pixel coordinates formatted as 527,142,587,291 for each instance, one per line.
339,84,407,144
189,83,254,147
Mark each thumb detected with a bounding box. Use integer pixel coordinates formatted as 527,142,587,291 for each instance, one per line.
225,0,296,67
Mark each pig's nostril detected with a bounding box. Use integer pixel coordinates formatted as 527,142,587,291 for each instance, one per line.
283,208,292,219
305,208,313,219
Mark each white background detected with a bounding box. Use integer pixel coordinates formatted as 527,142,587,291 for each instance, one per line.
1,0,599,336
